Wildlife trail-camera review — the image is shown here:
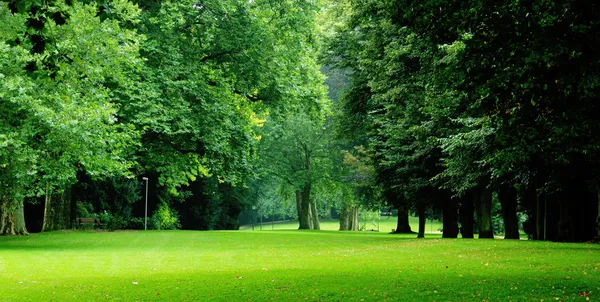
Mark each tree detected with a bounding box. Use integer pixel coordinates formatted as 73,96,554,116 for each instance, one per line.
1,0,141,234
110,0,328,226
258,112,332,230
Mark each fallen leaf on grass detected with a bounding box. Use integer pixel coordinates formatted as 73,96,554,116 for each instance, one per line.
578,292,589,297
235,276,243,279
132,281,138,285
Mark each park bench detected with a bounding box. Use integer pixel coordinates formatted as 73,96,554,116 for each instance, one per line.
76,217,101,229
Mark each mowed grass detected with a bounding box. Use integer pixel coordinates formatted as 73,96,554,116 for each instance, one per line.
0,231,599,301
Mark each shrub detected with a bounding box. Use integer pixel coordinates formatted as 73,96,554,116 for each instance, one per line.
152,202,181,230
99,211,128,231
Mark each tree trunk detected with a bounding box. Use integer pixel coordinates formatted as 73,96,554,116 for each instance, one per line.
297,189,310,229
475,186,494,239
442,197,459,238
459,194,474,238
351,207,359,231
556,198,575,242
42,187,72,232
417,206,426,238
339,204,359,231
0,197,28,236
394,207,412,233
310,198,320,230
498,184,520,239
339,205,349,230
535,192,543,240
297,184,316,230
520,184,538,240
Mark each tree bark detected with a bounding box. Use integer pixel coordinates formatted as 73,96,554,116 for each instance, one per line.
297,190,310,229
475,186,494,239
394,207,412,233
459,194,474,238
42,187,72,232
339,205,349,230
351,207,359,231
297,183,317,230
535,192,543,240
310,198,320,230
556,198,575,242
498,184,520,239
307,201,315,229
339,204,359,231
0,197,28,236
442,197,459,238
417,206,426,238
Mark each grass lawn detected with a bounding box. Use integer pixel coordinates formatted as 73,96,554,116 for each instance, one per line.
1,231,598,301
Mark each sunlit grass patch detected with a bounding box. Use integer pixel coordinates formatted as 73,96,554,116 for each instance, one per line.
0,231,598,301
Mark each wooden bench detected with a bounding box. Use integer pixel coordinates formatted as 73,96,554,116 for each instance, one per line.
76,217,101,229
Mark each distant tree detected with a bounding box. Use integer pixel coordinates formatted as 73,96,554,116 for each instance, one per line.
258,112,332,230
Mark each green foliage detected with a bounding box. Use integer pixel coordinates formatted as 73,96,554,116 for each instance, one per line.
324,0,600,240
99,211,128,231
152,201,181,230
0,0,142,221
116,0,328,196
75,201,95,218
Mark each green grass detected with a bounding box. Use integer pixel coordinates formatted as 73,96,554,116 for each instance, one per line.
1,231,598,301
243,216,444,233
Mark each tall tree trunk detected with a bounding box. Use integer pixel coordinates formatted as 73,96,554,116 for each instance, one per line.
310,198,320,230
521,184,538,240
339,205,349,230
442,197,459,238
475,186,494,239
307,201,314,229
556,198,575,242
498,184,520,239
417,205,426,238
339,203,358,231
351,207,359,231
297,184,316,230
297,190,310,229
535,192,543,240
42,187,72,232
459,194,474,238
394,207,412,233
0,197,28,236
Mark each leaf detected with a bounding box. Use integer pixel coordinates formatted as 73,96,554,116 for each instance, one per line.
132,281,138,285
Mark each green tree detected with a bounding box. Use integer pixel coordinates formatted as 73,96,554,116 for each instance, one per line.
112,0,328,223
1,0,141,234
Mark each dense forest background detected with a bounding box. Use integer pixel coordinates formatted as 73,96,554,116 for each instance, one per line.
1,0,598,242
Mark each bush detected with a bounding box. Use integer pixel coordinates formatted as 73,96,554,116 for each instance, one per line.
99,211,128,231
128,217,145,230
152,202,181,230
75,201,95,218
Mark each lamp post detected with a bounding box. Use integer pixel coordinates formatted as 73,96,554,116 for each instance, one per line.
142,177,148,230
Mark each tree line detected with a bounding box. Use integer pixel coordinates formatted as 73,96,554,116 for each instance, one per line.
2,0,599,242
322,0,600,242
0,0,326,234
